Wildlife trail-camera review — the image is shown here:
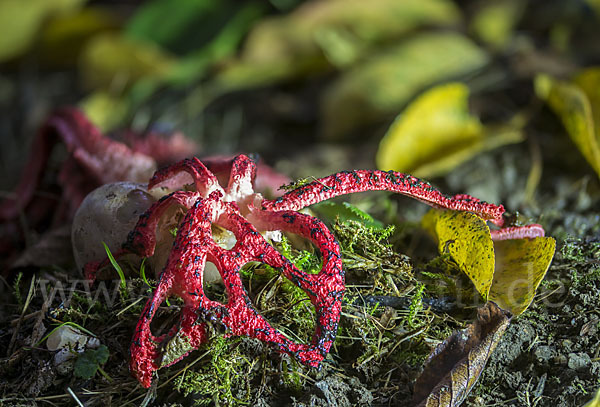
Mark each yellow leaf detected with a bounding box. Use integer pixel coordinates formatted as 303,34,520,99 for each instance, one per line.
489,237,556,316
423,209,556,315
79,91,129,133
376,83,523,177
575,68,600,134
535,72,600,178
584,388,600,407
80,33,176,91
0,0,86,62
422,209,495,299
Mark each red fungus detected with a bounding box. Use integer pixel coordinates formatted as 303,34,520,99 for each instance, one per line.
86,153,544,388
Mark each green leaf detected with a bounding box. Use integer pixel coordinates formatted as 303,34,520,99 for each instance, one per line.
376,82,523,177
535,71,600,179
126,0,225,51
73,345,109,380
212,0,462,92
102,242,126,291
321,32,489,140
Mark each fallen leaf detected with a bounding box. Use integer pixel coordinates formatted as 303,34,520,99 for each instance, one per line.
584,388,600,407
321,32,489,140
535,71,600,178
10,225,73,270
423,209,556,315
412,301,511,406
213,0,461,91
574,68,600,137
422,209,495,299
488,237,556,315
376,83,523,178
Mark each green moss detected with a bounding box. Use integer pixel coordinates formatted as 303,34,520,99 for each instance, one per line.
173,337,253,406
407,283,425,328
333,219,395,259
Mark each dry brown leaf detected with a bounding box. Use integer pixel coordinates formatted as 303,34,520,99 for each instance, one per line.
412,302,511,406
11,224,73,270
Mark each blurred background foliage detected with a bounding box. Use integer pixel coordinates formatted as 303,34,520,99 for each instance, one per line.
1,0,600,199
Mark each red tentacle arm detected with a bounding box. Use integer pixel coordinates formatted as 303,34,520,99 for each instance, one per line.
124,191,198,258
211,206,344,366
249,209,344,363
224,155,257,202
262,170,505,223
130,195,220,387
148,157,221,197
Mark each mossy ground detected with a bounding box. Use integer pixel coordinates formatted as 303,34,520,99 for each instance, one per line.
2,143,597,406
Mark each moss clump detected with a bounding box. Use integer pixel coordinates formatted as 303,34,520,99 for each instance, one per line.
173,336,254,406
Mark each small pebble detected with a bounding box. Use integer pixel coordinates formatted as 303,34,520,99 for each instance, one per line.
534,346,554,362
567,352,591,370
554,354,568,365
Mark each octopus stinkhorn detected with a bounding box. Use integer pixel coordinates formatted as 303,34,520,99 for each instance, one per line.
85,153,544,388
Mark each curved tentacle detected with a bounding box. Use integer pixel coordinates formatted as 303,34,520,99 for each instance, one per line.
149,157,222,197
129,195,220,387
247,209,344,364
215,206,344,365
129,276,174,388
124,191,198,257
224,154,257,201
262,170,505,224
